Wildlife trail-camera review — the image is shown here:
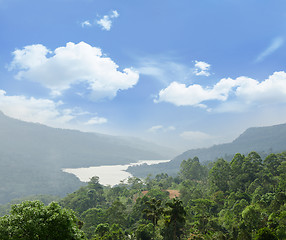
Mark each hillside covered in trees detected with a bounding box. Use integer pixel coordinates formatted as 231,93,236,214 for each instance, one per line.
1,151,286,239
0,112,176,204
128,123,286,177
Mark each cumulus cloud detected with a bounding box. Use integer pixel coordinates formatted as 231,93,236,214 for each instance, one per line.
255,37,284,63
194,60,211,76
155,71,286,110
10,42,139,100
96,10,119,31
85,116,107,125
148,125,176,133
155,81,230,107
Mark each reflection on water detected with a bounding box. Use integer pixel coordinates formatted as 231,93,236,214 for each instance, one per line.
62,159,170,186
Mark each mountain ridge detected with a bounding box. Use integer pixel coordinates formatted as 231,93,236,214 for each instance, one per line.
0,112,176,167
0,112,175,204
127,122,286,177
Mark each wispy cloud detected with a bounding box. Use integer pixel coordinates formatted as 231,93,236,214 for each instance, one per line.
85,116,107,125
96,10,119,31
136,57,212,87
148,125,175,133
80,10,119,31
136,56,193,86
81,20,92,28
255,37,284,63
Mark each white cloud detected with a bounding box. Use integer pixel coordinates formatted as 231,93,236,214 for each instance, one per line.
148,125,163,132
136,57,193,85
0,90,74,127
81,20,92,28
9,44,50,70
148,125,176,133
97,16,112,31
255,37,284,63
155,81,230,107
194,60,211,76
10,42,139,100
155,71,286,110
85,116,107,125
0,90,108,130
111,10,119,18
96,10,119,31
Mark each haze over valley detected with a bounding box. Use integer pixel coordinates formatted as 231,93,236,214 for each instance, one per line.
0,112,175,203
1,1,286,239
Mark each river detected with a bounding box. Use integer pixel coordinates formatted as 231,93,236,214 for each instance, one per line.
62,159,170,186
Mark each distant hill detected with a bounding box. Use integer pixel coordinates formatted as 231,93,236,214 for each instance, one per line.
0,112,176,203
127,123,286,177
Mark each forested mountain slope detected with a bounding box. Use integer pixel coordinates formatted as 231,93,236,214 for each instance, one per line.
0,112,174,168
0,112,175,204
128,123,286,177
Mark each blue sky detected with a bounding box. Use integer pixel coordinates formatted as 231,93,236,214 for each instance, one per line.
1,0,286,151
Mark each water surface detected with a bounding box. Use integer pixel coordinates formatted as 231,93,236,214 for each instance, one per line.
63,159,170,186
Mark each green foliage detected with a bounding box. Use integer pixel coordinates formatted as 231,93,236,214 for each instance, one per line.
209,158,230,193
0,200,86,239
162,198,186,240
135,223,154,240
80,208,106,238
180,157,207,181
93,223,126,240
143,198,163,227
146,188,170,201
9,151,283,240
106,200,128,227
60,176,105,214
0,194,61,217
254,227,278,240
241,205,263,233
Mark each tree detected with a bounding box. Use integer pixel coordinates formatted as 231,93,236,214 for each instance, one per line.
60,176,106,215
94,223,110,238
243,152,263,185
135,223,154,240
143,197,164,234
209,158,231,192
163,198,186,240
278,162,286,191
188,198,216,234
0,200,86,240
180,157,207,181
106,200,128,227
263,153,281,176
93,223,125,240
80,208,106,238
254,227,278,240
241,205,263,238
229,153,245,191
